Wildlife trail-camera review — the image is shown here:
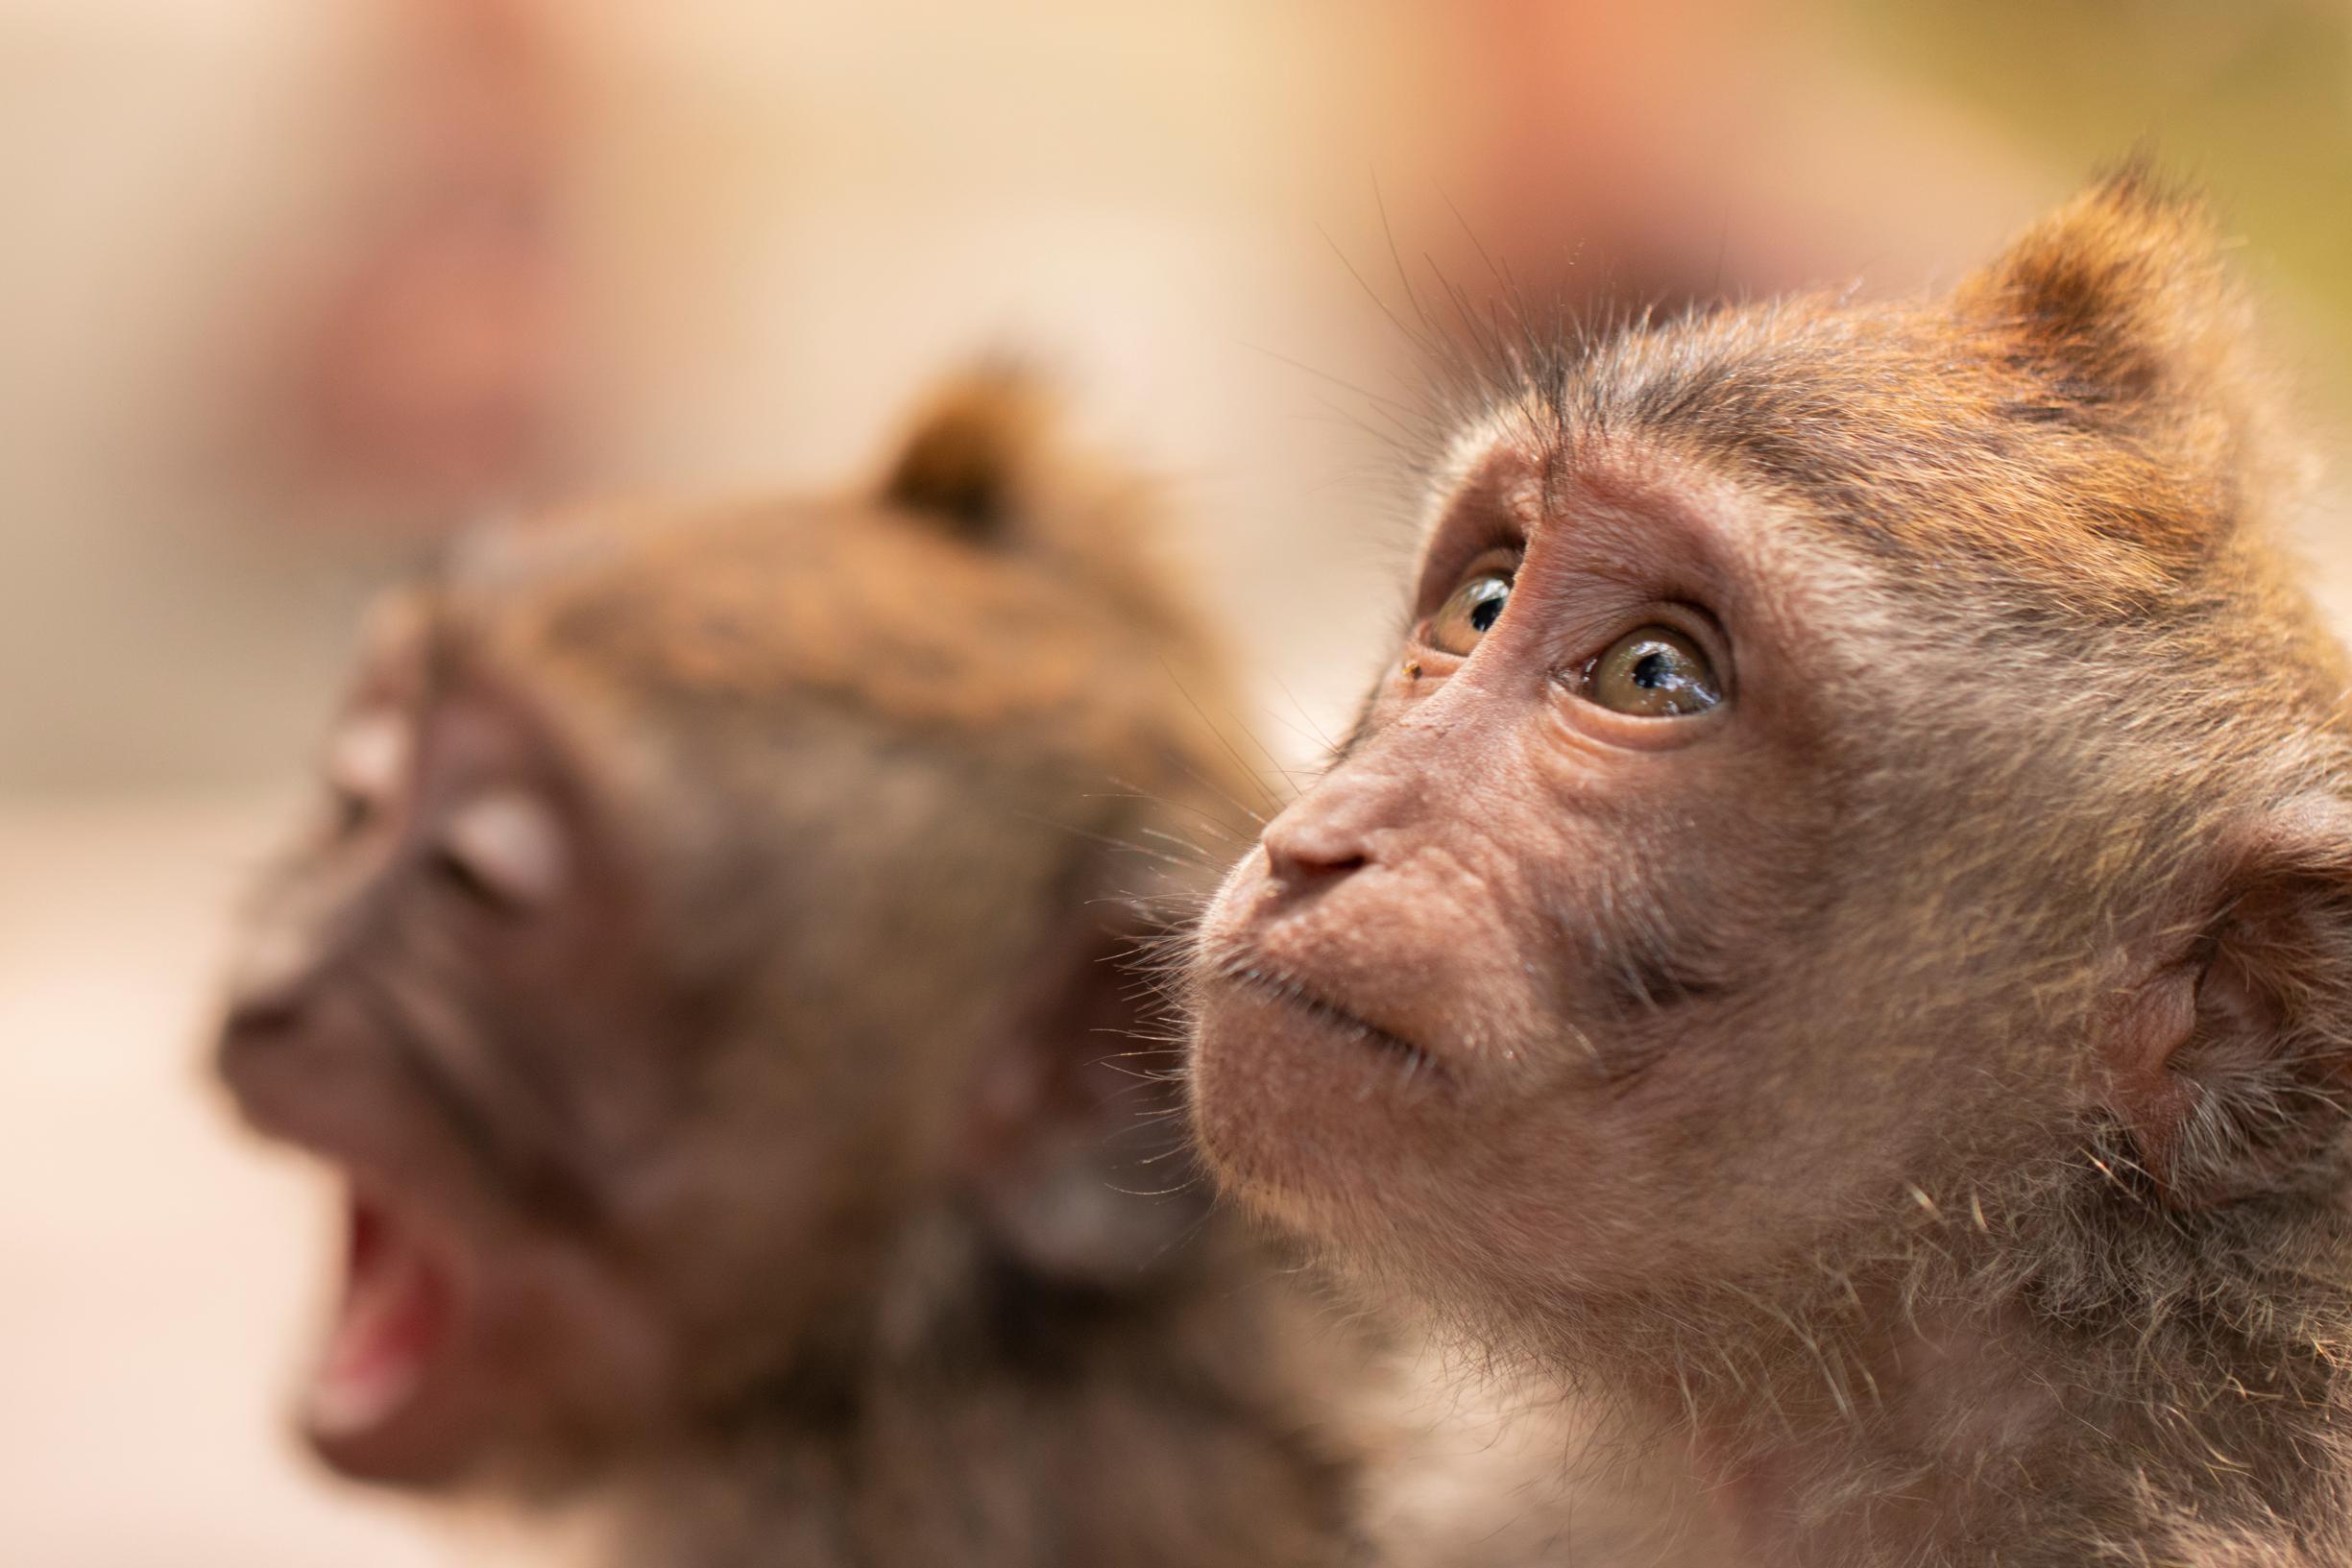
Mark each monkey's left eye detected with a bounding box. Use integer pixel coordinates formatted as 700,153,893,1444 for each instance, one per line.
1427,568,1514,657
322,709,411,840
432,792,569,912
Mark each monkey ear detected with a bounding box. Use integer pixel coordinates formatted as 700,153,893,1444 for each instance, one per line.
879,364,1052,541
2109,797,2352,1208
1953,163,2243,422
958,897,1213,1291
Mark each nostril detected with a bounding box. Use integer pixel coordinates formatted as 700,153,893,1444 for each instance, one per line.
1261,830,1371,888
1259,777,1393,893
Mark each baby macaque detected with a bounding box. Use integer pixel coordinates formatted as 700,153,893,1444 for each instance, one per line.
214,374,1366,1566
1188,170,2352,1566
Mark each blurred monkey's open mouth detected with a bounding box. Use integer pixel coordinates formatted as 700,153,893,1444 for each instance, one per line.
302,1182,472,1480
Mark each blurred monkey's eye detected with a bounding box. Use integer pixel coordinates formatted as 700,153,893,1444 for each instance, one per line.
435,792,568,912
1427,568,1515,656
1584,627,1722,717
323,710,410,836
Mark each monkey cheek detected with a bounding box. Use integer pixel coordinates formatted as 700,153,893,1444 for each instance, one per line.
1184,996,1291,1208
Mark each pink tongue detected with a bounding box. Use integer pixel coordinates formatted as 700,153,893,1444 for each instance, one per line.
307,1197,454,1436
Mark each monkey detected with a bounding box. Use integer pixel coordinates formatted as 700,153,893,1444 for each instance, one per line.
212,372,1370,1568
1184,168,2352,1567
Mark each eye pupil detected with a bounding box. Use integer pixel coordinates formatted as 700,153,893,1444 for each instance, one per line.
1468,592,1504,634
1631,651,1671,689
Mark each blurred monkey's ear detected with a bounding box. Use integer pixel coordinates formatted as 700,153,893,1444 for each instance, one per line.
880,363,1053,541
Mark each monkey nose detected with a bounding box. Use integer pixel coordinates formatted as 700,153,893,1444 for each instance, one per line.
1259,808,1370,891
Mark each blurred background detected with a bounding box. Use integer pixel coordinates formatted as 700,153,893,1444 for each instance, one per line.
5,1,2350,1562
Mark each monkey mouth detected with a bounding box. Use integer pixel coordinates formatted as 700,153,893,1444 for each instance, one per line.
1220,963,1447,1085
302,1182,472,1480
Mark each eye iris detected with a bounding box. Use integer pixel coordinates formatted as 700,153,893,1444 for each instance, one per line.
1588,626,1721,717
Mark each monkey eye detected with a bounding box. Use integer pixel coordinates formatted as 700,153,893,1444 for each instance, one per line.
433,791,569,912
1583,626,1722,717
1427,567,1514,657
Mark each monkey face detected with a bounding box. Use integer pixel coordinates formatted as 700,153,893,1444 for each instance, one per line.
215,619,705,1487
1188,174,2352,1339
215,374,1241,1497
1187,441,1905,1308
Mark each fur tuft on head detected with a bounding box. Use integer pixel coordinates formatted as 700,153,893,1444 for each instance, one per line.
881,361,1054,538
875,363,1203,645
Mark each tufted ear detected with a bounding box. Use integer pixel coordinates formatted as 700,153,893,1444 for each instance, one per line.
1953,164,2244,422
956,876,1211,1291
879,364,1052,540
2105,797,2352,1208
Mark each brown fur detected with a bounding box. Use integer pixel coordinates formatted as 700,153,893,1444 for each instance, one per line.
1187,169,2352,1565
215,373,1368,1567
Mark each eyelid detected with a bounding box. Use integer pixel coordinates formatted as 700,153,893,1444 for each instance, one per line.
326,710,411,803
1416,545,1524,627
439,790,569,910
322,708,412,833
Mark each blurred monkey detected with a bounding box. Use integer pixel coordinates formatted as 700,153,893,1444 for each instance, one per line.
216,374,1368,1567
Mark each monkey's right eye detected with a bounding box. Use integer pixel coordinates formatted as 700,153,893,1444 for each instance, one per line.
1427,568,1515,657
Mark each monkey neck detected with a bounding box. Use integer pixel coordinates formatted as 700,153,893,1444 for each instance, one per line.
1645,1288,2063,1568
1576,1207,2352,1568
606,1210,1361,1568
